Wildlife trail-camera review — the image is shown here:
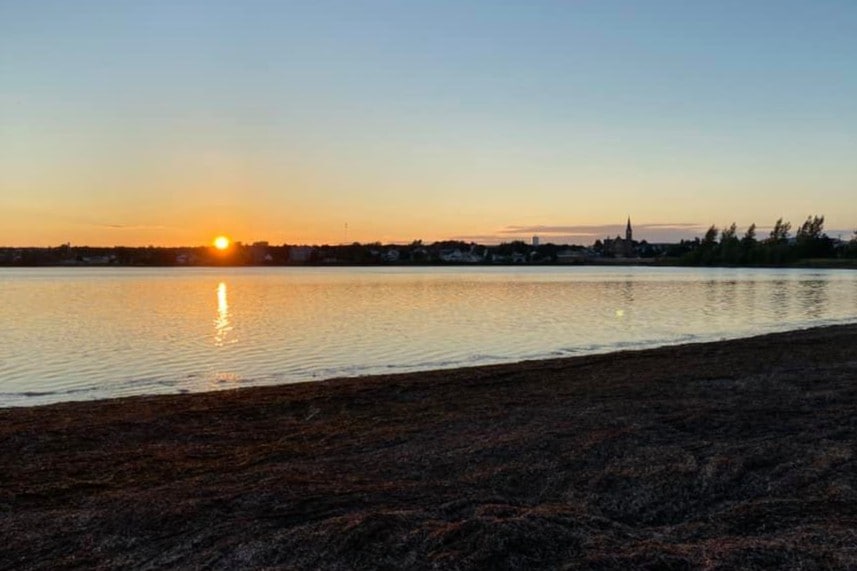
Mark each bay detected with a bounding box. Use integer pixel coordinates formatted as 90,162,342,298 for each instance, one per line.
1,266,856,407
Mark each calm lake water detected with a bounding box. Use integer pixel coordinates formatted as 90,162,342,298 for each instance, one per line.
2,266,856,407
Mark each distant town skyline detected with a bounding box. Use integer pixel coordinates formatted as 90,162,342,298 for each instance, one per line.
4,215,856,249
2,1,856,247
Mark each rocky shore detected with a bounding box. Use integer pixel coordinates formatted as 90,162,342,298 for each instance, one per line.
2,325,857,569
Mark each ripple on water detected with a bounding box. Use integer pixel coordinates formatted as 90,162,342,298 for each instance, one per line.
1,266,856,407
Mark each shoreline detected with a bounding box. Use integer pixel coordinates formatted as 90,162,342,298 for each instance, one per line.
3,259,857,269
3,324,857,568
6,320,856,410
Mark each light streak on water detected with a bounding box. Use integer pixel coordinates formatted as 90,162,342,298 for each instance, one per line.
1,266,856,407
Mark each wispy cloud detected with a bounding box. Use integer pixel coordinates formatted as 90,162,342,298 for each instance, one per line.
451,222,711,245
499,222,706,236
637,223,707,230
499,225,602,236
448,234,516,244
97,223,172,230
54,214,175,231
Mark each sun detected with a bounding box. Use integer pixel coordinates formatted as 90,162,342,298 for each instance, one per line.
213,236,231,250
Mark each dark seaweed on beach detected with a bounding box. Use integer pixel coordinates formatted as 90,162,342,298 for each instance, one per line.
2,325,857,569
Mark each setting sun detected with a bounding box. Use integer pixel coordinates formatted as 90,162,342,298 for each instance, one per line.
213,236,231,250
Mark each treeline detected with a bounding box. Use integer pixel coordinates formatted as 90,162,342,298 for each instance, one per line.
3,216,857,267
0,240,569,266
671,215,857,265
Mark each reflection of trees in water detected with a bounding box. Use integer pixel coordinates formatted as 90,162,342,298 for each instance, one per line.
741,279,757,320
770,280,790,319
703,280,716,316
718,280,737,312
702,280,738,322
798,279,828,319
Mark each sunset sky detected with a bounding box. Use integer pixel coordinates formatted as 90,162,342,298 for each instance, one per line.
2,1,856,246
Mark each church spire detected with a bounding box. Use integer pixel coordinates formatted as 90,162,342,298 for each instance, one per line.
625,216,632,242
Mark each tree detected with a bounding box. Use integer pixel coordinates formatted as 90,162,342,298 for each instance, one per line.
846,230,857,259
668,239,697,259
795,215,833,258
742,223,756,244
796,215,824,241
698,225,719,264
767,218,792,243
719,223,739,263
762,218,793,264
740,223,758,264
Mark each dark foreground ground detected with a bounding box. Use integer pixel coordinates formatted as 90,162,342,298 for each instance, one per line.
2,326,857,569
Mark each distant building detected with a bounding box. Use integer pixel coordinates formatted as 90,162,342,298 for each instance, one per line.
382,249,400,262
623,217,634,257
603,217,636,258
176,253,191,265
532,235,540,247
251,241,271,264
556,249,586,264
288,246,313,263
81,255,113,265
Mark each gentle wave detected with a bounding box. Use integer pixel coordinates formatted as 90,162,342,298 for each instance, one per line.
2,266,857,407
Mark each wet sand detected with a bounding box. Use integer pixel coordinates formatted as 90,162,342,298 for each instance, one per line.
2,325,857,569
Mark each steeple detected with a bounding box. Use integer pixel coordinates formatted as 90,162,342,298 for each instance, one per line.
625,217,632,243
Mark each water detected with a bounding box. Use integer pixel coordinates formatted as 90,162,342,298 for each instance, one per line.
1,266,856,407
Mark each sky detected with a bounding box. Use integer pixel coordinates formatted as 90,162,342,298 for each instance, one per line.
2,0,856,246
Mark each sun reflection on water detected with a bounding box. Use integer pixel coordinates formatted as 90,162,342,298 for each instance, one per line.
214,282,232,346
5,267,857,408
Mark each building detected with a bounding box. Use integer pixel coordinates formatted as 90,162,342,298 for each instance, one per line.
603,217,636,258
621,217,635,257
288,246,313,263
251,241,272,264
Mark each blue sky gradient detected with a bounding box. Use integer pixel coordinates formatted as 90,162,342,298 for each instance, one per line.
2,1,856,245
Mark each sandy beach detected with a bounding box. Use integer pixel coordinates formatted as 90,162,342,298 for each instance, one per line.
2,324,856,569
